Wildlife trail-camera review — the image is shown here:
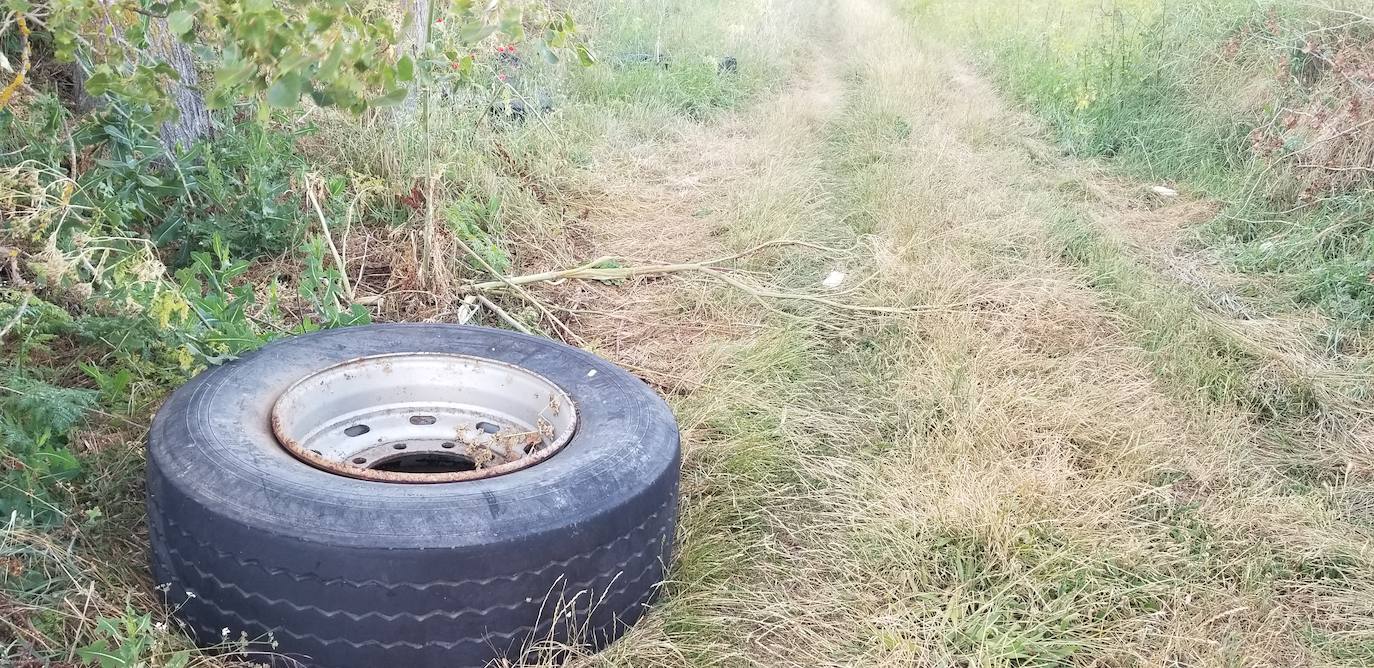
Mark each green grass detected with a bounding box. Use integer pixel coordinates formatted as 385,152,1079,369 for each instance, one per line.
1039,213,1374,486
909,0,1275,185
904,0,1373,486
912,0,1374,326
6,0,1374,665
1047,213,1317,415
0,0,785,664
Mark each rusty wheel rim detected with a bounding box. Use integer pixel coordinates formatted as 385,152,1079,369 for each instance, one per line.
270,353,578,483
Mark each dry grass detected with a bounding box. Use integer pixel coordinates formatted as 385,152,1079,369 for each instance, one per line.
7,0,1374,665
503,0,1374,665
1246,20,1374,202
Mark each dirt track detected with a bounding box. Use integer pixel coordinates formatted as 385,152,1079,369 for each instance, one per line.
515,0,1374,665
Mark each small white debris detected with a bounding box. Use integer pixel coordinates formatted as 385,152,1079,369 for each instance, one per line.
457,296,478,324
1151,185,1178,198
821,271,847,289
221,627,230,638
586,369,597,377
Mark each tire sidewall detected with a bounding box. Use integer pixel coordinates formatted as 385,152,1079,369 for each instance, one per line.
148,324,681,552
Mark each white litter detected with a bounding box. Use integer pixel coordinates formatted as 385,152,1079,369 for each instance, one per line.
822,271,846,289
1152,185,1178,198
457,296,478,324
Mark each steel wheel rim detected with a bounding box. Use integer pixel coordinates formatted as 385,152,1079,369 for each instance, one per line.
270,353,578,483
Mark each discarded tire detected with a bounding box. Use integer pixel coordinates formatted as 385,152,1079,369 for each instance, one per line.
490,91,555,121
146,324,680,668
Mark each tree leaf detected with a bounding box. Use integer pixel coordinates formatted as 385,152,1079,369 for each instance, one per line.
458,22,497,44
276,53,316,75
265,74,302,108
396,54,415,82
84,70,114,95
500,9,524,40
167,10,195,37
372,87,410,107
576,44,596,67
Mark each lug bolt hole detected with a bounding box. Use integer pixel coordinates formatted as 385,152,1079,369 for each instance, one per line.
476,421,500,434
351,457,367,465
409,415,437,425
392,443,408,450
344,424,370,437
441,442,456,449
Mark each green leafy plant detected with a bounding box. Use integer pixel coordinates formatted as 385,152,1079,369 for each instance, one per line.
0,1,588,664
0,372,94,524
446,194,509,274
34,0,410,116
297,235,371,331
156,120,308,257
0,289,74,364
76,609,191,668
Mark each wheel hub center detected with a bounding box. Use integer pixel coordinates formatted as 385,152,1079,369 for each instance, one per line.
270,353,578,483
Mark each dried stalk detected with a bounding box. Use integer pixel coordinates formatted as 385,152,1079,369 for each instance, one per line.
0,12,30,112
305,175,354,302
0,292,32,344
462,239,920,316
451,235,584,344
475,293,532,334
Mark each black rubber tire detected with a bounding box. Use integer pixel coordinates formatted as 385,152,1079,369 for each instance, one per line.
146,324,680,668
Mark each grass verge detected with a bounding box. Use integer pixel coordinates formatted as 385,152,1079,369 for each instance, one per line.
910,0,1374,327
0,0,782,665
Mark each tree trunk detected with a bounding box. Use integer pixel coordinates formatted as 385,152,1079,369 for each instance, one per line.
65,61,100,114
398,0,430,119
146,18,213,151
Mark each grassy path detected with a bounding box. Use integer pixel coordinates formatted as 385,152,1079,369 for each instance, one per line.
529,0,1374,665
7,0,1369,665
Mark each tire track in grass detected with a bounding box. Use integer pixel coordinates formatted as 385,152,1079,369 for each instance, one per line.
860,1,1374,663
508,8,873,666
519,0,1374,664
